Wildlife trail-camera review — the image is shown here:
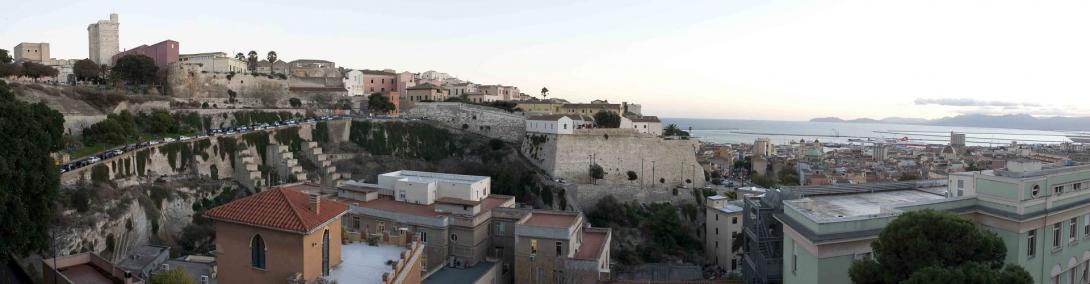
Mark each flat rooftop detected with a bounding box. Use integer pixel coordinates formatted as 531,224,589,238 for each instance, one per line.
422,261,497,284
385,170,489,184
329,243,406,283
786,189,946,221
573,230,608,260
349,196,443,217
60,264,118,284
523,212,579,229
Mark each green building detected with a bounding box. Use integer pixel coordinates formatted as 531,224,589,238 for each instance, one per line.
779,160,1090,284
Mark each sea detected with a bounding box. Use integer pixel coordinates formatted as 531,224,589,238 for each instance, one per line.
661,118,1074,147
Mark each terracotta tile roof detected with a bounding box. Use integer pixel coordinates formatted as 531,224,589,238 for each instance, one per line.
205,186,349,234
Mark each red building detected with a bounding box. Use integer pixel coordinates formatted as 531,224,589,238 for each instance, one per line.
112,40,179,69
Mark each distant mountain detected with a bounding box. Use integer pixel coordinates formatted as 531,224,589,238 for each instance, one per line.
810,114,1090,131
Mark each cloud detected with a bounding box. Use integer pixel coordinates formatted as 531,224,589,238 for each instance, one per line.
914,98,1040,107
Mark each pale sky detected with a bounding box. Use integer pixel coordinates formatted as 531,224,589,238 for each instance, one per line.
4,0,1090,121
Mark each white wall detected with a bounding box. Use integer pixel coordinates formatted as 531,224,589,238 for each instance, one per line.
395,179,436,205
527,117,574,135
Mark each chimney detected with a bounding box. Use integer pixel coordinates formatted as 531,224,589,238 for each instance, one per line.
309,193,321,214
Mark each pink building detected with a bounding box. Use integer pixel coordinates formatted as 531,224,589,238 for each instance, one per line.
360,70,398,95
112,40,179,70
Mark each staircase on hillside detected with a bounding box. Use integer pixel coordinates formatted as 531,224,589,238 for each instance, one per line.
234,149,266,190
300,141,345,191
267,144,307,184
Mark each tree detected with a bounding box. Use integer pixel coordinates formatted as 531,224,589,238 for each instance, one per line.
0,63,20,78
0,49,11,64
288,97,302,108
750,174,776,188
589,163,605,184
897,172,920,181
112,54,159,85
848,210,1031,284
73,59,102,82
267,51,277,65
235,52,245,61
21,62,58,82
0,80,65,257
540,87,549,99
367,92,396,114
593,111,621,128
663,123,690,137
247,50,258,71
626,170,638,181
150,266,197,284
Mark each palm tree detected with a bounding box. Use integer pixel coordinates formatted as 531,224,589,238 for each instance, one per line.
266,51,278,75
247,51,258,71
541,87,549,99
664,124,681,136
235,52,245,61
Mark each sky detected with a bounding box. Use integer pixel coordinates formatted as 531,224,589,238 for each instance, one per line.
4,0,1090,121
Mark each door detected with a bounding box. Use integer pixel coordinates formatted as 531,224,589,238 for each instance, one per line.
322,229,330,275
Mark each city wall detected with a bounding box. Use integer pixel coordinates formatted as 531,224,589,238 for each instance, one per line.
403,102,526,143
522,130,706,187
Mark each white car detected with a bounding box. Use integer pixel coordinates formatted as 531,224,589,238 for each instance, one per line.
163,137,177,143
148,140,161,145
179,136,192,141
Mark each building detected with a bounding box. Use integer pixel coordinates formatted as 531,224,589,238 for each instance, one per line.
112,40,179,70
477,85,521,101
329,241,425,284
396,71,416,98
178,52,248,74
162,255,218,284
444,82,479,99
526,114,593,135
561,103,624,115
754,138,773,158
204,184,349,283
359,70,398,94
403,83,448,108
255,60,289,75
288,59,338,78
13,42,50,63
337,170,611,284
951,132,967,148
343,70,365,96
741,189,786,284
42,253,144,284
627,115,662,136
88,13,120,66
705,195,744,276
517,102,563,114
777,160,1090,284
117,245,171,280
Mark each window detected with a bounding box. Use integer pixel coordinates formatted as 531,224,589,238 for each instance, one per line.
732,217,738,224
496,222,506,235
378,221,385,233
716,228,719,235
715,214,719,221
1053,223,1062,249
791,242,798,274
530,239,538,254
957,179,964,188
1085,214,1090,237
555,241,563,256
1056,186,1065,195
450,233,458,241
251,234,266,269
420,231,428,243
352,216,360,230
715,241,719,248
1076,183,1083,191
1028,229,1037,257
1072,218,1079,242
1033,185,1041,197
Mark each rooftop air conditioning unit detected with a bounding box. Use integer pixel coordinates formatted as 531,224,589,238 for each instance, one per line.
200,275,209,284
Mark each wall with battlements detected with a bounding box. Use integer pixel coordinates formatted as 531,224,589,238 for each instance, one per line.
402,102,526,143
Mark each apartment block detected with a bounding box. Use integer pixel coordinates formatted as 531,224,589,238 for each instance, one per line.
706,195,744,275
775,159,1090,284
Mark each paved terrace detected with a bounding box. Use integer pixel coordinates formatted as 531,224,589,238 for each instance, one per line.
786,189,947,222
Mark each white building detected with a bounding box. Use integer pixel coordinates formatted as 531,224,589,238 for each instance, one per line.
344,70,365,96
375,171,491,205
87,13,120,66
705,195,744,275
526,114,592,135
178,52,248,74
627,116,662,136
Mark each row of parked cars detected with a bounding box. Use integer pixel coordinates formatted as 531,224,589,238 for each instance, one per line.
60,115,343,174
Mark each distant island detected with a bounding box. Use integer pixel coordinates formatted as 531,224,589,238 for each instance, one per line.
810,114,1090,132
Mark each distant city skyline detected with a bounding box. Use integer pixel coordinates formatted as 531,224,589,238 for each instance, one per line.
4,0,1090,120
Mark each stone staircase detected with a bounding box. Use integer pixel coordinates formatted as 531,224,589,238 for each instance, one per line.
268,144,308,184
300,141,345,191
234,149,266,190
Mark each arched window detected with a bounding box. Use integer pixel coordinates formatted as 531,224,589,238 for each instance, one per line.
322,230,330,276
251,234,266,269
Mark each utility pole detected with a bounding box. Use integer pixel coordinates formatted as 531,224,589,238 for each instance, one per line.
640,158,645,189
651,160,656,189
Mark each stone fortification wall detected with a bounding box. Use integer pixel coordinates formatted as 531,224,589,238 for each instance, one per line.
168,65,289,99
522,130,705,187
403,102,525,143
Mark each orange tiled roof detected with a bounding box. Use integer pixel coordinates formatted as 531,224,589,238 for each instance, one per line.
205,186,348,234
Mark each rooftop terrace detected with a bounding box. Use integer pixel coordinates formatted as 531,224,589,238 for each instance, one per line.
786,189,946,221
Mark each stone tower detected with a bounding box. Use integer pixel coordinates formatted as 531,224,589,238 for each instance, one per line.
87,13,119,66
